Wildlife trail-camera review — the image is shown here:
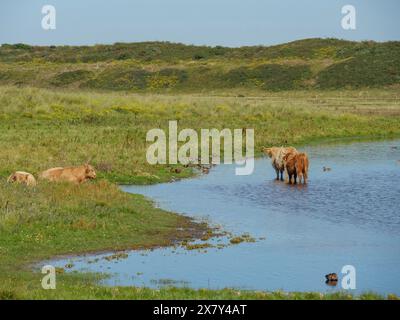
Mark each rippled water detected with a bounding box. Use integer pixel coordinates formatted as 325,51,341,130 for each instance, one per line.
49,140,400,295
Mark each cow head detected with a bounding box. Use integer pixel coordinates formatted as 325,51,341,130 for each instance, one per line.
8,174,17,183
84,164,97,179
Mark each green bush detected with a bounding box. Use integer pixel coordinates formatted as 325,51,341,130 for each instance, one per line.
317,42,400,88
50,70,94,86
221,64,312,90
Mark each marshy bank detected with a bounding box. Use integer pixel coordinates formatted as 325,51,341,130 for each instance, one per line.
0,180,214,299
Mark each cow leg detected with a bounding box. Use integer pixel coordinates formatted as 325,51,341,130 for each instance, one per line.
275,169,279,180
288,174,292,184
280,170,284,181
298,173,302,184
294,173,297,184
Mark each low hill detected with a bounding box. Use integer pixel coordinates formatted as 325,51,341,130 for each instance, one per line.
0,38,399,91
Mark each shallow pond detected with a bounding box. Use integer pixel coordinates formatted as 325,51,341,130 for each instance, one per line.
49,140,400,295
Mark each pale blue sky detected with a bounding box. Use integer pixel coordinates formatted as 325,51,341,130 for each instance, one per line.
0,0,399,46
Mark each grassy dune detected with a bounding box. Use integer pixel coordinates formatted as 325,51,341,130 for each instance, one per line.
1,39,399,91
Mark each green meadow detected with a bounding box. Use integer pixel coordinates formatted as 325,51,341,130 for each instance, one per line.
1,86,399,184
0,38,400,299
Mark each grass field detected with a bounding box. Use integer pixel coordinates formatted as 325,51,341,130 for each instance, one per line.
1,86,400,184
0,84,399,299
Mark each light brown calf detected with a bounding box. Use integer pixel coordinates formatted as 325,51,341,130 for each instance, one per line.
39,164,96,184
283,151,309,184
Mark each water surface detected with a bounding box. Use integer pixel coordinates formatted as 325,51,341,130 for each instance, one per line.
49,140,400,295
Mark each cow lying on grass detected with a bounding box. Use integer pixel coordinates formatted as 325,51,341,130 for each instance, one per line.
262,146,297,181
283,151,309,184
7,171,37,187
39,164,96,184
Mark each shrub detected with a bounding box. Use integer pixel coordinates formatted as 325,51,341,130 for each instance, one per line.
50,70,93,87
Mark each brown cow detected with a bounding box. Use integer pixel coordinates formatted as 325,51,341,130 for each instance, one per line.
7,171,37,187
283,152,309,184
263,146,298,181
39,164,96,184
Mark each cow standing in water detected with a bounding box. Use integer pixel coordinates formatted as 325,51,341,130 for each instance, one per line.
283,152,309,184
263,146,297,181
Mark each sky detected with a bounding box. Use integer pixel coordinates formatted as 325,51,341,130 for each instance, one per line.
0,0,399,47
